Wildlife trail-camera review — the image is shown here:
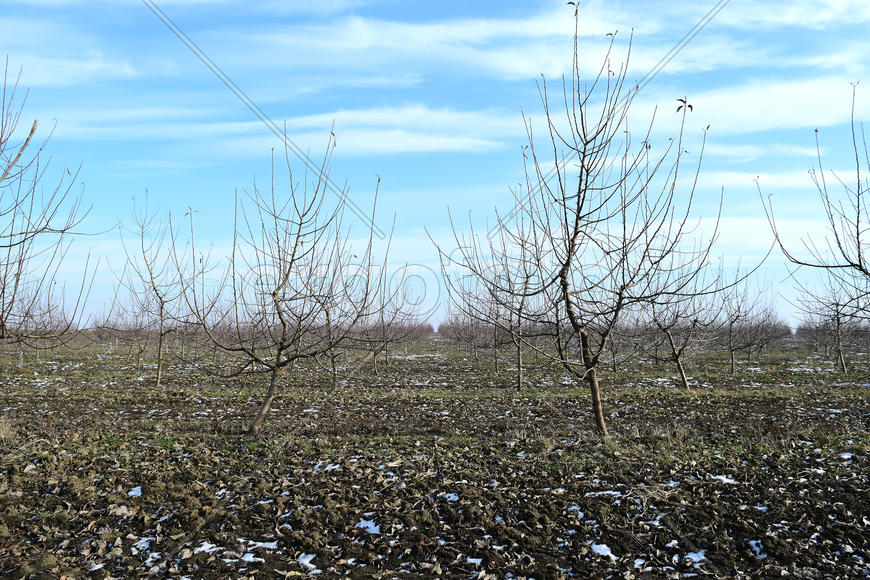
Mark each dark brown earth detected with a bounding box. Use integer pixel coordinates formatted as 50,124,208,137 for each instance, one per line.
1,348,869,578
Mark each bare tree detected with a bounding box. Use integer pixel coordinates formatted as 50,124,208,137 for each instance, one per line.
641,288,722,389
0,58,90,355
762,86,870,306
114,197,181,387
794,273,862,373
354,260,435,377
437,10,722,439
175,137,386,435
442,228,546,389
716,269,774,373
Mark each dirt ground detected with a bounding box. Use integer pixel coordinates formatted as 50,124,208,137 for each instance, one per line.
1,348,869,578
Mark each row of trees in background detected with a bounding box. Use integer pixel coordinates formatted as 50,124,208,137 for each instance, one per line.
2,6,870,438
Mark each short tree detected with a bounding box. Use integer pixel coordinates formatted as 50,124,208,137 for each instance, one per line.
176,137,387,435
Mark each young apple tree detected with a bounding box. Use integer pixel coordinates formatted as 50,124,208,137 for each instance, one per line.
176,136,387,435
438,10,722,439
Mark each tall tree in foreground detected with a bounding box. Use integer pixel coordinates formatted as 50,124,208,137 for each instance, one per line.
0,59,90,351
438,9,723,440
176,137,388,435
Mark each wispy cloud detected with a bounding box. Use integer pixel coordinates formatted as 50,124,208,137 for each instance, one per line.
715,0,870,30
49,104,523,155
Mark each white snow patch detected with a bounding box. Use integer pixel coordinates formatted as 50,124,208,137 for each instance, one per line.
567,505,585,519
591,543,616,560
467,556,483,566
89,563,105,571
709,474,737,484
748,539,767,559
131,536,154,555
246,540,279,550
839,452,854,460
443,492,459,502
298,552,318,570
355,518,381,534
144,552,160,566
666,539,678,548
128,486,142,497
687,550,707,565
194,541,219,554
634,558,645,569
241,552,264,563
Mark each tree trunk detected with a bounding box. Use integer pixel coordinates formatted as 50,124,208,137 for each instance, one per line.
579,330,609,439
156,306,165,389
515,338,523,390
728,325,736,374
493,326,499,373
248,366,283,436
664,329,690,389
586,366,609,439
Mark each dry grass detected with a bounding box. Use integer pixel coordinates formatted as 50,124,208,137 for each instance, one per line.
0,417,15,444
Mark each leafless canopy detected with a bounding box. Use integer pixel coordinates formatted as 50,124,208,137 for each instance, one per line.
436,9,723,439
174,134,388,435
0,58,90,347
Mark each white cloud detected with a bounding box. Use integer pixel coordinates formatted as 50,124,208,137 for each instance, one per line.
715,0,870,30
11,54,137,87
50,104,524,155
700,170,814,189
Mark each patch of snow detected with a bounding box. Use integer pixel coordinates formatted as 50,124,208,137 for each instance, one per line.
634,558,646,569
241,552,264,563
709,474,737,484
591,543,616,560
755,505,769,512
666,539,678,548
246,540,278,550
298,552,318,570
585,490,622,497
194,541,219,554
687,550,706,565
355,518,381,534
131,536,154,555
467,556,483,566
128,486,142,497
89,563,105,571
443,492,459,502
567,505,584,519
748,539,767,559
839,452,854,460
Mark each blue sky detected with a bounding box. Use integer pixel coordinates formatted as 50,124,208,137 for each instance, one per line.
4,0,870,324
